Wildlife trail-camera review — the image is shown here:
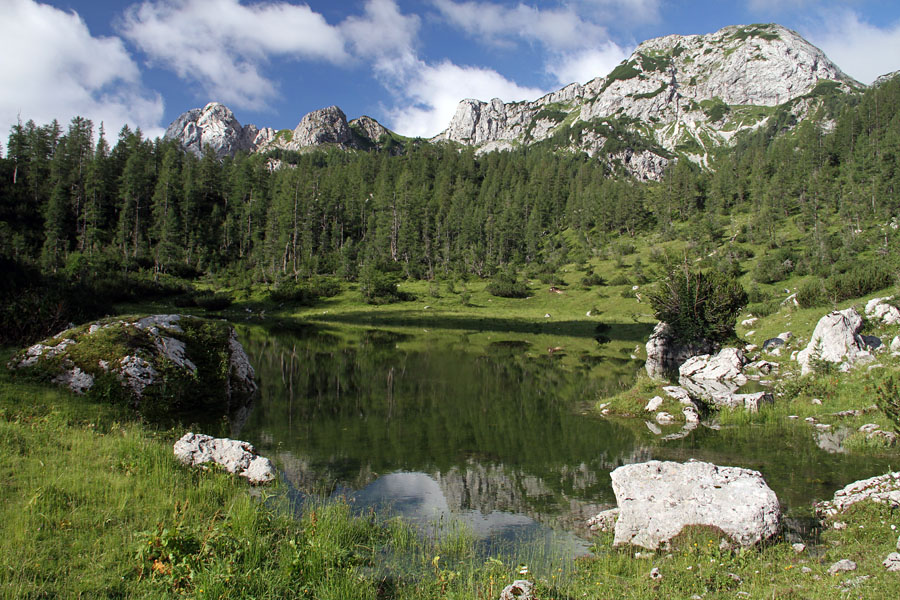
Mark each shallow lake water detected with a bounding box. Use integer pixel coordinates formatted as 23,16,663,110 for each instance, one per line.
233,321,895,559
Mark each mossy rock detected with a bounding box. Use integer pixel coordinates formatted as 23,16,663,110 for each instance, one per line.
8,315,257,422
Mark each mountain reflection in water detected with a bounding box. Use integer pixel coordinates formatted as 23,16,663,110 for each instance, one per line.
235,321,897,554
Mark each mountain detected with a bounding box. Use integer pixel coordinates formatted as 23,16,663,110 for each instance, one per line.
165,103,400,158
164,102,276,158
166,24,865,179
435,23,860,179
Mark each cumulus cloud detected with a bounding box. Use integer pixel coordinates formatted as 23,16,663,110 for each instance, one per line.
806,9,900,84
432,1,636,90
386,60,545,138
432,0,605,50
547,42,631,86
577,0,662,25
341,0,420,79
0,0,163,139
120,0,349,110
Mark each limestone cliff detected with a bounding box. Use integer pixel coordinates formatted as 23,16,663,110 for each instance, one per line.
164,102,275,158
435,24,860,179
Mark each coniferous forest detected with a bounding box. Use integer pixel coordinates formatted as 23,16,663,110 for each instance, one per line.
1,78,899,343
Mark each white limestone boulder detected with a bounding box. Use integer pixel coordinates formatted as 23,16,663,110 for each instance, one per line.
796,308,868,376
174,432,275,485
609,460,781,549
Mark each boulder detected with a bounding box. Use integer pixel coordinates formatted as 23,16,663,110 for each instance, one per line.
865,296,900,325
645,322,714,380
608,460,781,549
716,392,774,412
762,337,785,351
861,335,883,351
796,308,868,376
174,432,275,485
815,472,900,518
8,315,257,416
644,396,664,412
678,347,748,404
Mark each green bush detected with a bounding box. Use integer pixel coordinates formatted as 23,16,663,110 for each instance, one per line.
648,266,748,344
486,272,529,298
359,264,408,304
752,249,795,284
796,279,828,308
269,278,341,305
193,293,232,311
580,271,606,288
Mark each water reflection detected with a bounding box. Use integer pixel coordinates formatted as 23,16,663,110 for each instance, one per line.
235,321,896,552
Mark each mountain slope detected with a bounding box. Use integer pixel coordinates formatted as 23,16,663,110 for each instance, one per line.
435,24,861,178
165,24,864,178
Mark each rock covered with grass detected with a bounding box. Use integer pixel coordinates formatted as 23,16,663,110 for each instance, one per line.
8,314,256,417
174,432,275,485
604,460,781,550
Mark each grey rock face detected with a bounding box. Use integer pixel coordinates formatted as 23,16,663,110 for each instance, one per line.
609,460,781,549
645,322,714,379
165,102,275,158
350,115,390,143
174,432,275,485
883,553,900,572
796,308,868,375
437,24,857,178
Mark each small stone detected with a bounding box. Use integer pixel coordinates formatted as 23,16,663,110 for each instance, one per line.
655,411,676,424
805,417,818,424
645,396,664,412
827,559,857,576
883,552,900,572
649,567,662,580
801,566,812,574
499,580,533,600
832,521,847,530
811,398,822,405
792,543,806,554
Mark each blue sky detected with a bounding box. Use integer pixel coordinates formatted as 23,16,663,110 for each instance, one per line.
2,0,900,142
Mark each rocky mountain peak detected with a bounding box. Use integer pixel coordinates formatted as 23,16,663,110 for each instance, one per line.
436,23,860,180
165,101,275,158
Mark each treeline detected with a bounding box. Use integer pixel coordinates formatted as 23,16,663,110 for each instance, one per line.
1,78,899,289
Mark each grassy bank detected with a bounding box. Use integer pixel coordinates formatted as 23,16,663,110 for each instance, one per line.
4,341,900,598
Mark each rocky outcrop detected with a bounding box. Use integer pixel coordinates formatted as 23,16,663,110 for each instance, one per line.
9,315,256,415
865,296,900,325
796,308,870,375
816,472,900,518
436,24,858,178
174,432,275,485
606,460,781,549
645,322,714,379
350,115,391,144
678,347,747,400
165,102,275,158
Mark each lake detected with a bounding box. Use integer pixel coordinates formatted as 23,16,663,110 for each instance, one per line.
233,320,895,558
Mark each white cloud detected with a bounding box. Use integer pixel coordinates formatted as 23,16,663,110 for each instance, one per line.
433,0,605,50
547,42,631,86
0,0,163,139
805,9,900,84
341,0,420,79
386,60,546,138
120,0,349,110
576,0,662,25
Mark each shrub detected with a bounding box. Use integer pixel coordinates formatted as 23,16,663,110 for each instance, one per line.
580,271,606,288
359,264,407,304
269,278,341,305
871,374,900,432
751,249,795,284
796,279,828,308
486,272,529,298
194,293,232,311
648,265,748,344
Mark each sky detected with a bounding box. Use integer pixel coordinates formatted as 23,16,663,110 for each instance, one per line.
1,0,900,143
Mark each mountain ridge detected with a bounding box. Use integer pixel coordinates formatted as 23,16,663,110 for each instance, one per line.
165,23,873,179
